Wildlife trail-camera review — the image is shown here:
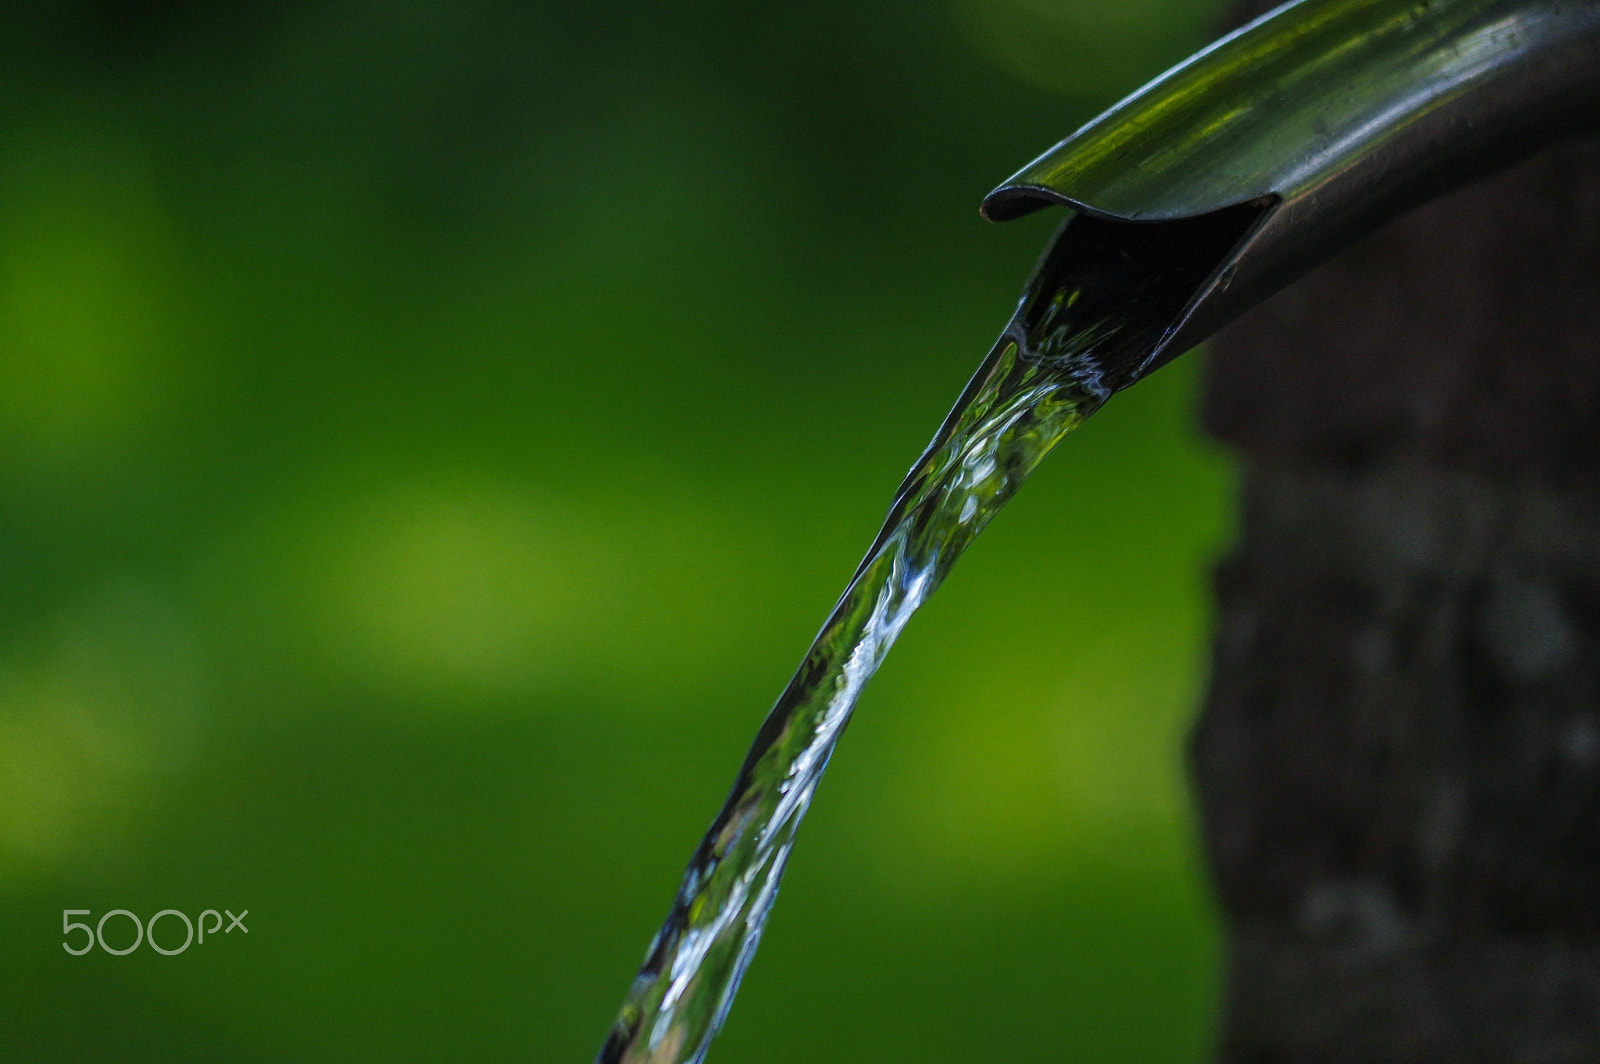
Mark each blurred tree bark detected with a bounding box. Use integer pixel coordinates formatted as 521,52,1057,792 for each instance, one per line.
1194,4,1600,1059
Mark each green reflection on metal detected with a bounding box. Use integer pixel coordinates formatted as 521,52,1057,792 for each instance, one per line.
986,0,1596,220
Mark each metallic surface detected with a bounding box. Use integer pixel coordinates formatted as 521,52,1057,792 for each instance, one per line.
983,0,1600,378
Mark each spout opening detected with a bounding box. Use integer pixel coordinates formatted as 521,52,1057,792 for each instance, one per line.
1014,196,1276,394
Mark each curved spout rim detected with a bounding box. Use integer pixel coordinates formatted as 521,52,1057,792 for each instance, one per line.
979,184,1247,224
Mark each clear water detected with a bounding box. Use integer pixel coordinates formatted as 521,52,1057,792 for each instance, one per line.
595,206,1263,1064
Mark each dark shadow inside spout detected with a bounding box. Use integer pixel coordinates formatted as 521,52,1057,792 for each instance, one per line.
1017,199,1273,394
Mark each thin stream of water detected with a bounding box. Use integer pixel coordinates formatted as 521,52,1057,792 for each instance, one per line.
595,206,1262,1064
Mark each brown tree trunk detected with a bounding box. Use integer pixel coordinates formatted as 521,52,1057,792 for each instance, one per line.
1192,7,1600,1057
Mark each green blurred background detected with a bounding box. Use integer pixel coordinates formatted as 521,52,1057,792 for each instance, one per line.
0,1,1235,1060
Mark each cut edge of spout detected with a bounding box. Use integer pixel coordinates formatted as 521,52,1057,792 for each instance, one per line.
1135,194,1281,376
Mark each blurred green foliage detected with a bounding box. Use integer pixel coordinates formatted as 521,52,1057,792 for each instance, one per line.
0,0,1229,1060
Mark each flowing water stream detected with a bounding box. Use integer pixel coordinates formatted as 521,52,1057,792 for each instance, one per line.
595,205,1263,1064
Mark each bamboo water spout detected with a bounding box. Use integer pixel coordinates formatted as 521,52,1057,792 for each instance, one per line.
984,0,1600,391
